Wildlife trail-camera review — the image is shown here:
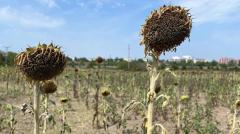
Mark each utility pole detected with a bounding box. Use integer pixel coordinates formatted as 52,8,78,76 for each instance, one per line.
128,44,130,70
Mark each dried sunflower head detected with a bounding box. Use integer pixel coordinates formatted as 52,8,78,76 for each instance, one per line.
154,84,161,94
15,43,66,81
141,5,192,57
101,86,110,97
235,100,240,110
96,56,104,64
74,68,79,72
40,80,57,94
60,97,69,103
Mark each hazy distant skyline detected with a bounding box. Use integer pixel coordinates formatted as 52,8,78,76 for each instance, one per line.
0,0,240,60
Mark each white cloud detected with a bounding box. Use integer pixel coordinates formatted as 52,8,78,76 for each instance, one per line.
0,6,65,28
74,0,125,9
92,0,110,7
178,0,240,24
37,0,58,8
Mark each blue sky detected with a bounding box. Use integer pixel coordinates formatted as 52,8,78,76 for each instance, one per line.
0,0,240,60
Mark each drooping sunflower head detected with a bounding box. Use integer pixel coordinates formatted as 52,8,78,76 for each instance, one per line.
154,83,161,94
40,80,57,94
60,97,69,103
15,43,66,81
141,5,192,57
101,86,111,97
74,68,79,72
95,56,104,64
235,100,240,110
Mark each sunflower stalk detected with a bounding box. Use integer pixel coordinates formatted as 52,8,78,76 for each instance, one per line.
103,97,108,131
9,104,15,134
154,124,168,134
230,108,237,134
60,98,71,134
230,100,240,134
73,69,79,98
176,86,182,134
121,100,146,127
33,82,40,134
85,74,91,109
43,94,49,134
146,55,160,134
15,43,66,134
92,64,101,128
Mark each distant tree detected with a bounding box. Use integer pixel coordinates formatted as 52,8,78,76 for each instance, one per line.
65,56,73,65
195,62,206,69
210,60,218,66
159,62,166,69
7,51,17,66
115,57,124,62
228,60,237,67
117,60,128,70
74,57,89,62
74,57,89,66
130,61,146,71
87,60,95,68
0,53,4,65
169,62,179,70
137,58,145,63
182,65,186,70
106,58,114,66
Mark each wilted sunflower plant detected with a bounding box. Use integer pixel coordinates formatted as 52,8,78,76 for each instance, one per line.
3,104,17,134
72,68,79,98
121,5,192,134
92,56,104,128
40,80,58,134
100,85,111,130
230,100,240,134
15,43,66,134
59,97,72,134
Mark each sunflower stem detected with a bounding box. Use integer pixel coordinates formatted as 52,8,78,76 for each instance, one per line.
146,55,159,134
230,106,237,134
43,94,49,134
34,82,40,134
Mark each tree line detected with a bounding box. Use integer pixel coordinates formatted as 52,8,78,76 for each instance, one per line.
71,57,240,71
1,51,240,71
0,51,17,66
